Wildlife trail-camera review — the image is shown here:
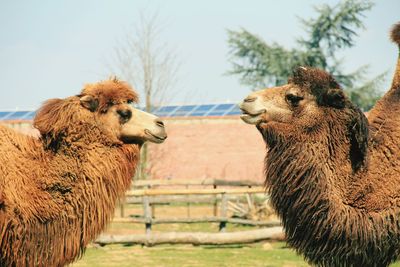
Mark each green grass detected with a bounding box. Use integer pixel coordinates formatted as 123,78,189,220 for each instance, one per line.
72,204,400,267
71,242,310,267
71,242,400,267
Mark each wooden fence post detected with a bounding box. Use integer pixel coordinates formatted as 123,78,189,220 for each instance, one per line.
149,185,156,219
119,201,125,218
213,184,218,216
143,196,152,234
186,185,191,218
219,193,228,232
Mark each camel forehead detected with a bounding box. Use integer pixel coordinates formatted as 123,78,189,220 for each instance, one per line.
81,79,139,104
288,67,341,97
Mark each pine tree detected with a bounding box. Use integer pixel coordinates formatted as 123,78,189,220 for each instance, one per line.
228,0,385,111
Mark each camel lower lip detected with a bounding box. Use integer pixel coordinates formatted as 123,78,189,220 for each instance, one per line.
240,114,263,125
145,129,167,142
240,108,265,117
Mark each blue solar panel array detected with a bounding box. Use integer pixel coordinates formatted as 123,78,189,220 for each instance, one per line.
0,103,242,121
151,103,241,117
0,111,36,121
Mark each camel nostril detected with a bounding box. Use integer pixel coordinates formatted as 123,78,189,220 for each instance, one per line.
244,96,257,103
155,119,164,128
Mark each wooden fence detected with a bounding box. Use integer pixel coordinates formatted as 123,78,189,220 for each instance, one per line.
96,179,284,246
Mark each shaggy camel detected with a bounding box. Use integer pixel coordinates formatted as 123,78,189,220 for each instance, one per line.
239,23,400,266
0,79,167,266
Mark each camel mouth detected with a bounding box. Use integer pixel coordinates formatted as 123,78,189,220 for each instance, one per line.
144,129,167,144
240,108,265,124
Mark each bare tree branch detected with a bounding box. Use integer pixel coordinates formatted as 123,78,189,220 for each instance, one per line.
108,11,181,180
109,11,180,110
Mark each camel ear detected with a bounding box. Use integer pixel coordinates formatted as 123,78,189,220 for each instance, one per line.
33,98,67,151
80,95,98,112
322,89,346,108
34,98,64,136
348,107,369,172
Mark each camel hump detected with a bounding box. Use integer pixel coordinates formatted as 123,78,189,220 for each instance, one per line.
391,22,400,45
388,22,400,96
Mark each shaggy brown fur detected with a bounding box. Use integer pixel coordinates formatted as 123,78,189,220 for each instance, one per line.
240,23,400,266
0,79,147,266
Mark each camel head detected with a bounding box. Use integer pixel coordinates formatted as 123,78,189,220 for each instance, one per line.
34,78,167,149
240,67,369,171
79,79,167,144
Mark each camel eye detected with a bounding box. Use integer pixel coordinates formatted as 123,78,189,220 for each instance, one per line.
117,109,132,123
127,99,133,104
286,93,303,107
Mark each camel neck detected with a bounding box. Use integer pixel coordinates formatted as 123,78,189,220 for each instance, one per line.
265,135,398,266
389,49,400,96
39,142,139,262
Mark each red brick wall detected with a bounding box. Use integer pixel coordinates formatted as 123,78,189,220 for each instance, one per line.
148,117,266,182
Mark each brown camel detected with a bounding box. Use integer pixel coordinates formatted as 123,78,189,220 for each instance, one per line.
0,78,167,266
239,23,400,267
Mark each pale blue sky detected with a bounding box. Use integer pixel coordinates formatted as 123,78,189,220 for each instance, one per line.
0,0,399,110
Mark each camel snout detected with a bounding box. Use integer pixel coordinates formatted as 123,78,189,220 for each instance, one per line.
146,117,168,144
119,109,167,144
239,95,266,125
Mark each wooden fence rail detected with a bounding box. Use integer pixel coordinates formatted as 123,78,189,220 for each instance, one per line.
105,180,281,246
132,178,263,188
126,187,265,197
113,217,281,227
125,179,266,221
96,227,284,246
124,186,267,233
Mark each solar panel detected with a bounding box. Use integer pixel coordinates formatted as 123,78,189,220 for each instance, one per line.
0,112,11,120
225,106,242,115
20,111,36,120
169,105,197,117
207,111,226,116
193,104,216,111
187,104,216,117
153,106,180,117
154,106,177,113
214,103,236,110
0,111,36,120
6,111,33,120
0,103,243,120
